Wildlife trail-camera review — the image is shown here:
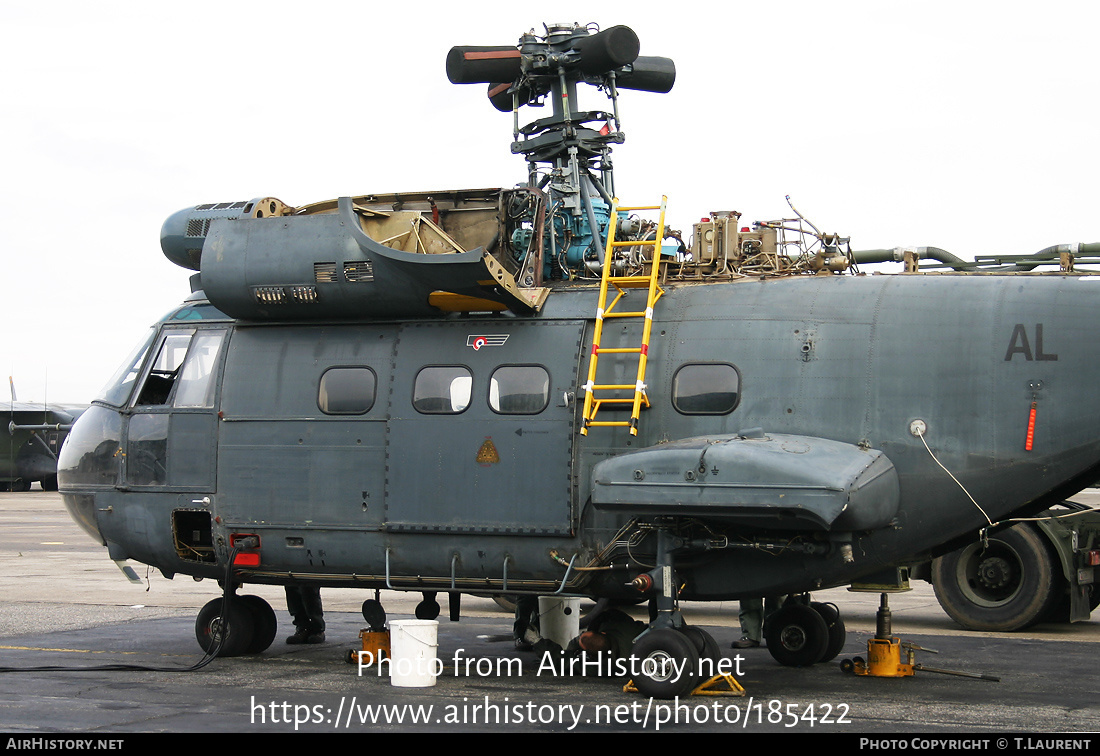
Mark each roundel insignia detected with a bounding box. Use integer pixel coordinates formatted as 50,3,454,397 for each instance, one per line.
467,334,509,350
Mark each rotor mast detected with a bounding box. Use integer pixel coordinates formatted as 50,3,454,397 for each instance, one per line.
447,23,675,270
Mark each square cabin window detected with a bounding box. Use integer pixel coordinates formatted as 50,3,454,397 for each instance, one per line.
413,366,472,414
490,365,550,414
319,367,376,414
672,363,741,415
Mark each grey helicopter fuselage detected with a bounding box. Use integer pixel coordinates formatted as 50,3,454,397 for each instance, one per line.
53,19,1100,634
57,259,1100,604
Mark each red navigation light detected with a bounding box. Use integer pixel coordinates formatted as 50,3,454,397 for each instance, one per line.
233,552,260,567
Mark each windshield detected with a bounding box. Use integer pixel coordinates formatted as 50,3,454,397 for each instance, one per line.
95,328,155,407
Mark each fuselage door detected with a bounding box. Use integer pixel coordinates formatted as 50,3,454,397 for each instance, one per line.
121,326,225,491
387,319,585,536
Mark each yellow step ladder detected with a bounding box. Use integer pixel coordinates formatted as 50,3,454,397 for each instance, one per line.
580,196,668,437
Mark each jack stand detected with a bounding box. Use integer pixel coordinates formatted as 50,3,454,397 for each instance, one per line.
346,628,391,666
840,593,999,682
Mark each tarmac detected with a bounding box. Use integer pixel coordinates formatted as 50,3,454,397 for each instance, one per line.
2,489,1099,735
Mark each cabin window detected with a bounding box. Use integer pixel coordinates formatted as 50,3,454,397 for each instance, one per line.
672,363,741,414
413,366,472,414
489,365,550,414
319,367,377,414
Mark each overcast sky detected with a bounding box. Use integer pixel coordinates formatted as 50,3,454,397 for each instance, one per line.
3,0,1098,404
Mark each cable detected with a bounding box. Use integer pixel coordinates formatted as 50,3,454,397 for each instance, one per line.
0,548,245,674
916,428,994,530
916,427,1099,534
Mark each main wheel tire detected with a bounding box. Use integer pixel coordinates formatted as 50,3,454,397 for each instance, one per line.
195,598,256,657
810,602,847,663
680,625,721,664
415,595,441,620
238,595,278,654
765,604,829,667
491,595,519,613
362,598,387,629
632,628,700,699
931,524,1060,631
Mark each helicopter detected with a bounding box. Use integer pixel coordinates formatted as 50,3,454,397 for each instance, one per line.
56,21,1100,699
3,378,85,492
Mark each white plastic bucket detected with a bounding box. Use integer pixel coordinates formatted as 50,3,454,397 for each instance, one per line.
538,596,581,648
388,619,439,688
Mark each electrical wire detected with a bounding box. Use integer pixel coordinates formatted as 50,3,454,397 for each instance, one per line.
916,427,1098,533
916,428,993,530
0,548,246,674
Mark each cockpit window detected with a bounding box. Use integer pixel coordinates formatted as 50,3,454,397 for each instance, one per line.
173,330,226,408
96,328,156,407
130,328,227,408
134,330,195,406
672,363,741,414
169,303,230,321
413,366,472,414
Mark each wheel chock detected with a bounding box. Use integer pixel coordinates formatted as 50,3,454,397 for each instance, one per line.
692,673,746,696
624,674,746,696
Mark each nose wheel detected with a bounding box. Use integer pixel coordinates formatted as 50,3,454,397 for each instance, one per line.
194,593,277,656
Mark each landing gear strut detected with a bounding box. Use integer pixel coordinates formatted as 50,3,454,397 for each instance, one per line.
628,525,740,698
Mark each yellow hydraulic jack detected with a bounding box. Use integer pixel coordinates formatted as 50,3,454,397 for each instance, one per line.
840,593,999,682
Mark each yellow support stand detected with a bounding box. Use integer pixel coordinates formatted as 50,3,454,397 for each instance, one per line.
623,674,747,696
580,197,668,437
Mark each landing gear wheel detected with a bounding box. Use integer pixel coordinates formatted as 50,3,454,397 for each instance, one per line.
632,628,700,699
492,595,519,613
362,599,387,630
238,595,278,654
765,604,829,667
195,597,256,657
415,592,441,620
931,524,1059,631
680,625,721,664
41,475,58,491
811,601,847,662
